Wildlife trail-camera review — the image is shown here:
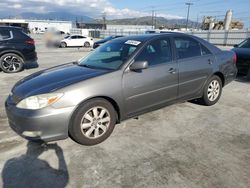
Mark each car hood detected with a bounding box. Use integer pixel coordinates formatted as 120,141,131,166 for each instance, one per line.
232,48,250,58
12,62,111,98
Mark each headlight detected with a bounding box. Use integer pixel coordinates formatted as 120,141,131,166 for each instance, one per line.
16,93,63,110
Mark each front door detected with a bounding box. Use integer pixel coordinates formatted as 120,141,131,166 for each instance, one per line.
123,37,178,117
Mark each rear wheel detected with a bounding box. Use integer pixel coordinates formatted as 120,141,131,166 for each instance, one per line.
69,98,116,145
84,42,90,48
61,42,67,48
201,75,222,106
0,53,24,73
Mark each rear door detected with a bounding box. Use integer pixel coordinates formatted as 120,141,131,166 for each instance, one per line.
123,37,178,117
174,36,214,99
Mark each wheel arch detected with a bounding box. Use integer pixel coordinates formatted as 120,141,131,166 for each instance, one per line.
69,96,121,129
213,72,225,87
0,50,24,60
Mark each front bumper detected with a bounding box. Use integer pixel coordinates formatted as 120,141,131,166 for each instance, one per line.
5,95,75,142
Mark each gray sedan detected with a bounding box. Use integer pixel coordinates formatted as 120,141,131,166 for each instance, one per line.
5,33,237,145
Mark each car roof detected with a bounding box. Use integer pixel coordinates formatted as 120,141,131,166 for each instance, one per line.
111,33,221,54
112,33,188,43
0,26,22,30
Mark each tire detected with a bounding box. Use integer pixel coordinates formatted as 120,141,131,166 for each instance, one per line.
61,42,67,48
0,53,24,73
84,42,90,48
201,75,222,106
69,98,117,145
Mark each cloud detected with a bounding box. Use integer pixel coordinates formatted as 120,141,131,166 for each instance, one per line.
0,0,182,19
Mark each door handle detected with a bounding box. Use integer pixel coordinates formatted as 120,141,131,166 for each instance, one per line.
168,68,177,74
208,59,213,65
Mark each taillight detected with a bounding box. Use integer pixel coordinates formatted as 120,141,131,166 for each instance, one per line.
25,39,35,45
233,52,237,64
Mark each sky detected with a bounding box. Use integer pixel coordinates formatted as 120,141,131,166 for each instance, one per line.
0,0,250,27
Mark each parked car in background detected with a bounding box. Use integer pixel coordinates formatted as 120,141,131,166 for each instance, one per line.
0,26,37,73
232,38,250,77
60,35,93,48
145,30,156,34
93,35,123,49
5,33,237,145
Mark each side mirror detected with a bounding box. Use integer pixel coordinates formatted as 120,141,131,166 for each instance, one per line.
130,61,148,72
233,44,238,48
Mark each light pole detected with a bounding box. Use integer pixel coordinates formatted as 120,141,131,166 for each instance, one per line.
185,2,193,30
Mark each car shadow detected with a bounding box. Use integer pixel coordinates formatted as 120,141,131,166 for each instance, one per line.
2,141,69,188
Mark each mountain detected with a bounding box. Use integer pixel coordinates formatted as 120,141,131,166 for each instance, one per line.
2,12,95,23
102,16,199,29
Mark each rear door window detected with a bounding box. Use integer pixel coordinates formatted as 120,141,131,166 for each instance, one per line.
0,30,11,40
200,44,212,55
174,37,201,59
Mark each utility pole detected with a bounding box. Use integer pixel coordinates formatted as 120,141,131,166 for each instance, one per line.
185,2,193,30
152,9,155,29
102,12,106,30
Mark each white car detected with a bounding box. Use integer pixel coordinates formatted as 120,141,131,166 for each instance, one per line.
60,35,94,48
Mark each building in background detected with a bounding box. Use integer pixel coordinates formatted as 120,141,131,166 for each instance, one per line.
0,19,28,29
0,19,72,34
106,25,154,31
27,20,72,34
76,22,106,30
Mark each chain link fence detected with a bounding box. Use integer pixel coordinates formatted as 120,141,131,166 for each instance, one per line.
87,29,250,46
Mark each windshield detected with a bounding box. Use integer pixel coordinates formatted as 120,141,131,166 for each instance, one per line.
238,39,250,48
78,40,141,70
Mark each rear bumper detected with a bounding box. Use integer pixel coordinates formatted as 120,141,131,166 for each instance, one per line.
224,67,238,86
24,51,37,62
5,95,74,142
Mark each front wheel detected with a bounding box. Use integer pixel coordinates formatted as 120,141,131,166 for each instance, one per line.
69,98,116,145
201,75,222,106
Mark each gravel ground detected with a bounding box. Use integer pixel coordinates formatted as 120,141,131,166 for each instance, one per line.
0,36,249,188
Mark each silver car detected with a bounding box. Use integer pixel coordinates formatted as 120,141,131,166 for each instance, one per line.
5,33,237,145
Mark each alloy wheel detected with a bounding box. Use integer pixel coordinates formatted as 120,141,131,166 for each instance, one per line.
207,80,220,101
80,106,111,139
1,55,22,72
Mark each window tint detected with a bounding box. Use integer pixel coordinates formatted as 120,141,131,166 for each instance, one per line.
135,38,172,66
200,44,212,55
0,30,11,40
71,36,78,39
238,39,250,48
174,37,201,59
78,36,85,39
